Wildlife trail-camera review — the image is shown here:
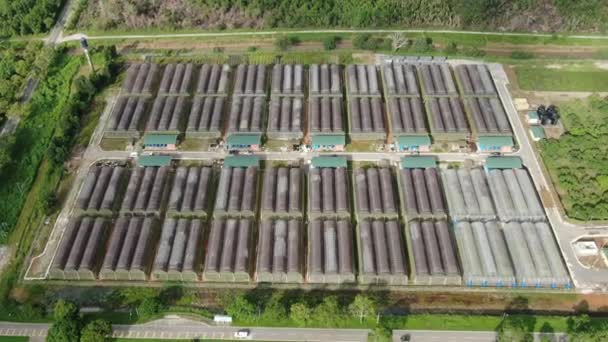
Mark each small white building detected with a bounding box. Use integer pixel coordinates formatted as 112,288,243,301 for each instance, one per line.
213,315,233,325
574,241,599,257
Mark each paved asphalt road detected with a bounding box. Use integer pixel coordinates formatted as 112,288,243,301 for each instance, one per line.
59,28,608,45
0,318,370,341
0,320,571,342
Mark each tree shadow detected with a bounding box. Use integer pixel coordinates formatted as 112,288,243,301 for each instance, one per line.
159,285,184,306
495,296,536,342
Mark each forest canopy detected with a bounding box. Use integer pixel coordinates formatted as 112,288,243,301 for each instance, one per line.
0,0,63,36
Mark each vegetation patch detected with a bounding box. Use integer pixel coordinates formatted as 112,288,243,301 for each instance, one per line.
515,64,608,92
539,95,608,220
73,1,608,33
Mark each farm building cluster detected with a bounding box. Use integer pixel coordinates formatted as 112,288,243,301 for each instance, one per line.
47,155,570,289
104,62,514,152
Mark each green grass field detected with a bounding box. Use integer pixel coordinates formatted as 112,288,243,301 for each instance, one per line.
515,65,608,92
0,337,28,342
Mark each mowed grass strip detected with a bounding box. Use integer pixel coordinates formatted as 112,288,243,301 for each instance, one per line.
515,66,608,92
0,337,28,342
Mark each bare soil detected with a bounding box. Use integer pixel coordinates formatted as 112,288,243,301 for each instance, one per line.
484,43,599,59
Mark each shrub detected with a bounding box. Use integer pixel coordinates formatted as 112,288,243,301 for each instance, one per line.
412,37,433,53
353,34,384,51
42,190,59,214
323,36,340,50
138,297,161,318
275,36,299,51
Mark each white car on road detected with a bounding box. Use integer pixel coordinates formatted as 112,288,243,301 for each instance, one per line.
235,329,250,338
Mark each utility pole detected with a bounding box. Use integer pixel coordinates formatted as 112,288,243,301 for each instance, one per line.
80,37,94,73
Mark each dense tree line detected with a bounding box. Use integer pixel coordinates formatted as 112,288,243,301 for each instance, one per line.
48,45,120,166
0,45,119,243
540,95,608,221
47,300,112,342
0,43,55,173
76,0,608,32
0,0,63,36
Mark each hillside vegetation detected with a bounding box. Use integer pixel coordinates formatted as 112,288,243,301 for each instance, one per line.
539,95,608,221
74,0,608,33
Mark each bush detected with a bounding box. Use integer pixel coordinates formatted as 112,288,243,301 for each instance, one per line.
138,297,161,319
80,319,112,342
47,300,81,342
42,190,59,214
463,46,486,57
412,37,433,53
511,51,535,59
275,36,299,51
353,34,384,51
323,36,340,50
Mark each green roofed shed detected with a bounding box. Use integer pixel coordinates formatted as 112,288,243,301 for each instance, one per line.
529,126,546,141
485,156,522,170
528,111,539,120
477,136,514,152
396,135,431,147
400,156,437,169
143,134,178,146
311,135,345,147
227,134,262,147
138,155,172,167
311,156,347,168
395,135,431,152
224,155,260,168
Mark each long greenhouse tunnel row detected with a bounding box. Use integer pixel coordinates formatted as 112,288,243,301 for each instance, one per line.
45,155,571,289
